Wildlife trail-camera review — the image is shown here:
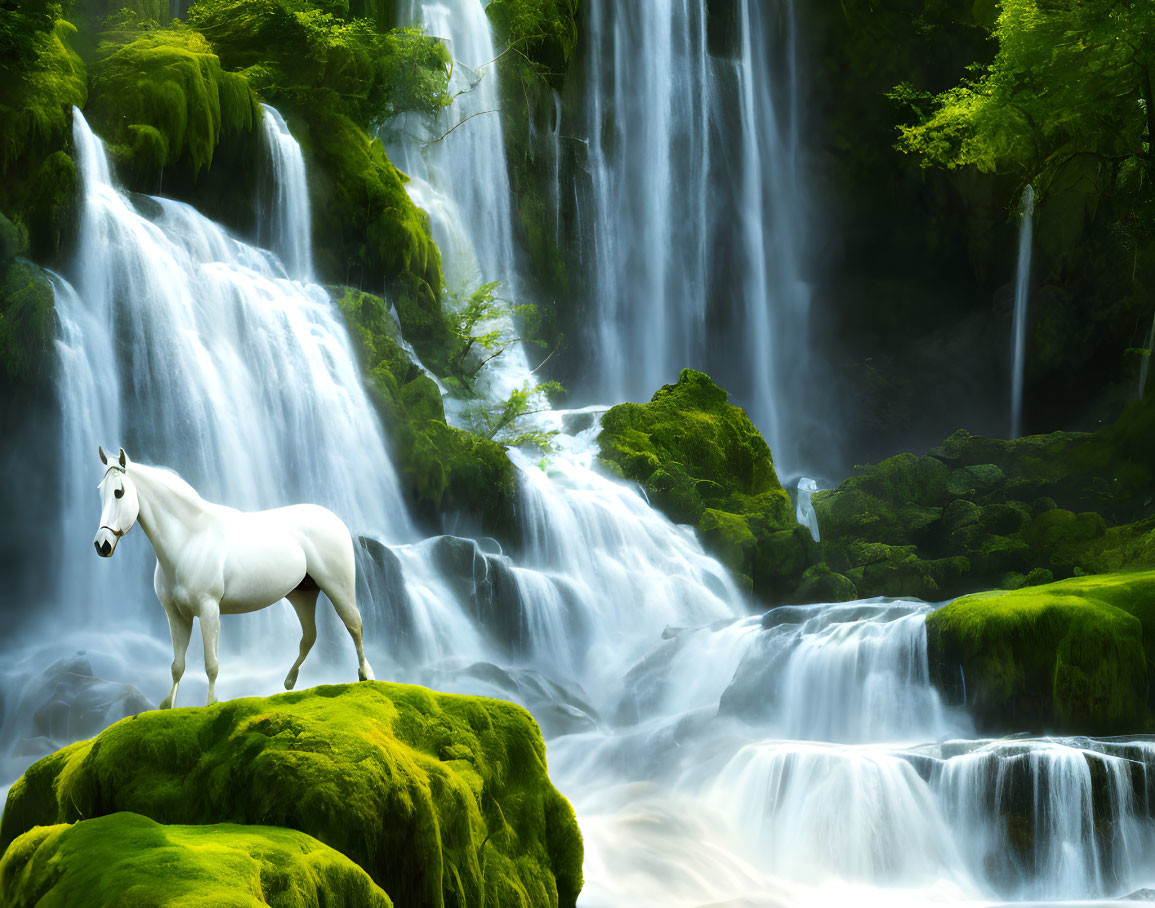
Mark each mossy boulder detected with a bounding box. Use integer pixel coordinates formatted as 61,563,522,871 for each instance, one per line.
336,286,518,539
599,369,813,599
0,812,392,907
86,21,261,186
0,682,583,908
926,571,1155,735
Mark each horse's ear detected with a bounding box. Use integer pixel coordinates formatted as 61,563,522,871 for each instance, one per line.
118,448,128,469
99,446,108,465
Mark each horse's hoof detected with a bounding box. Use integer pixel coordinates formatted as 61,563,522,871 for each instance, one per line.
284,672,298,690
358,664,375,682
205,696,218,706
159,696,173,710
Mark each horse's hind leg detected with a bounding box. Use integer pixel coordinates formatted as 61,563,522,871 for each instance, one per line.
323,582,374,682
159,604,192,710
199,599,221,706
284,589,319,690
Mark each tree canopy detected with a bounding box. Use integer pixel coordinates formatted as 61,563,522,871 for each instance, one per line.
893,0,1155,190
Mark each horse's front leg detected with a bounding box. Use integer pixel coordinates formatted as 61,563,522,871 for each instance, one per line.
159,603,192,710
198,600,221,706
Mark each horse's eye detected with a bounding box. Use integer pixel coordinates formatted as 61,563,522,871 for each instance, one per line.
114,488,124,499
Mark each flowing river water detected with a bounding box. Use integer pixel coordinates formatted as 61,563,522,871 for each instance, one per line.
1,3,1154,906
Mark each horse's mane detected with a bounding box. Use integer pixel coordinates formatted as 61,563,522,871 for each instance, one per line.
131,462,207,507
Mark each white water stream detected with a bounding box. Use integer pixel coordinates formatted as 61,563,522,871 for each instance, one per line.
2,10,1155,907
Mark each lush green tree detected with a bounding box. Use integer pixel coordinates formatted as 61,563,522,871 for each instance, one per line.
186,0,450,123
894,0,1155,189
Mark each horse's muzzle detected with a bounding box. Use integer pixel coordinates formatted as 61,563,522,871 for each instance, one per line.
94,527,118,558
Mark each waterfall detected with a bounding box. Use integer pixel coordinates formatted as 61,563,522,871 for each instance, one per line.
1010,184,1035,439
569,0,821,481
4,9,1155,905
259,104,314,283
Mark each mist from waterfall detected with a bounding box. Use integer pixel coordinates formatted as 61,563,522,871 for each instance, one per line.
1010,184,1034,439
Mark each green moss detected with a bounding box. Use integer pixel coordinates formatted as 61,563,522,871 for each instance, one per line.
86,22,261,183
926,571,1155,734
0,812,393,907
793,563,858,604
599,369,791,525
0,260,55,384
299,107,450,363
0,18,86,260
1,682,583,908
187,0,449,123
335,286,518,538
599,370,812,601
813,400,1155,600
484,0,578,344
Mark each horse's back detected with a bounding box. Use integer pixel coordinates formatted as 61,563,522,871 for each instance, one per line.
261,503,355,588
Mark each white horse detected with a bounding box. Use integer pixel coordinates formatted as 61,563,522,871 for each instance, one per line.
93,446,374,708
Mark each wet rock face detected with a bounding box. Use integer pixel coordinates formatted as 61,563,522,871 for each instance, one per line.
0,681,584,908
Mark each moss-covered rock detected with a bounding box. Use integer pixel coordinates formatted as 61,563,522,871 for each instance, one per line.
336,286,518,541
813,398,1155,600
599,369,813,601
0,812,393,907
0,682,583,908
86,21,261,185
0,212,56,385
0,17,85,260
926,571,1155,735
299,108,451,366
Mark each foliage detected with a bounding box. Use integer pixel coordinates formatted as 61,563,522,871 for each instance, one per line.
0,812,393,907
0,681,584,908
893,0,1155,188
447,281,546,386
926,570,1155,734
187,0,450,123
464,381,563,453
87,16,261,180
0,0,60,67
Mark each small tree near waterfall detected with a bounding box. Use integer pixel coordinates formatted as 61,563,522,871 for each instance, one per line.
447,280,561,453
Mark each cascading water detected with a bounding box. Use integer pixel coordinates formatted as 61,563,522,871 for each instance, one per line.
374,3,1155,902
1010,184,1035,439
567,0,826,482
259,103,314,283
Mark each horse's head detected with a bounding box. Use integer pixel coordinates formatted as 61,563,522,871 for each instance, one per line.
94,446,139,558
